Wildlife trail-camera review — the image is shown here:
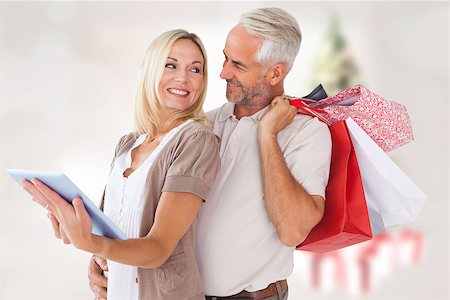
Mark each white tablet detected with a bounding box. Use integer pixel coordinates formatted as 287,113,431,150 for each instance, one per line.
6,169,127,240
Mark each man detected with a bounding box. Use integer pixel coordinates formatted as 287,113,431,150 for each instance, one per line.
89,7,331,300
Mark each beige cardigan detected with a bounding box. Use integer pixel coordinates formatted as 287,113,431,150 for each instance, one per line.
101,120,220,300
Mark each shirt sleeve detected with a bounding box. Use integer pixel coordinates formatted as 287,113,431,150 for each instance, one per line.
162,129,221,201
284,117,332,198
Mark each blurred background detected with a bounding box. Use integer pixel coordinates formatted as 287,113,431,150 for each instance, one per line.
0,1,448,299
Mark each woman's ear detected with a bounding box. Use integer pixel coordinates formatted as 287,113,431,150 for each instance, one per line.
267,63,287,86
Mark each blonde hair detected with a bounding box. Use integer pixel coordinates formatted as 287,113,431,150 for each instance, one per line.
239,7,301,73
134,29,208,136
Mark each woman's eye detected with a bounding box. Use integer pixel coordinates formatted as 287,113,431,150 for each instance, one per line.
165,63,175,69
190,67,201,74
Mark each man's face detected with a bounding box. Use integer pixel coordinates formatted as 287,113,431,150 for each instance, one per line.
220,26,272,108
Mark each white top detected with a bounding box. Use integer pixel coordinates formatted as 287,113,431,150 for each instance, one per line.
103,120,192,300
196,103,331,296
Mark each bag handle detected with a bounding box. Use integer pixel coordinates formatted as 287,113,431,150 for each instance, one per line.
290,98,331,126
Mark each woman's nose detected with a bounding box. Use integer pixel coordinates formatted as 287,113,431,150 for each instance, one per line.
174,69,188,83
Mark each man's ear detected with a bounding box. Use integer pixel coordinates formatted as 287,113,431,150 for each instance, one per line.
267,63,287,86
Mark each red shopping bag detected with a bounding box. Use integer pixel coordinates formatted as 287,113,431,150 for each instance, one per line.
294,116,373,253
308,85,414,152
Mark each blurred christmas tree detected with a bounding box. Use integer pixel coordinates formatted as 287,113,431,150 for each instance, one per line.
310,13,362,96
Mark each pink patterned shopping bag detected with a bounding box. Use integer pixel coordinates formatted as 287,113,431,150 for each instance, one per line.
308,85,414,152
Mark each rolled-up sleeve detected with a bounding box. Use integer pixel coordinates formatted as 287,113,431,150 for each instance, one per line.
162,130,221,201
284,117,332,198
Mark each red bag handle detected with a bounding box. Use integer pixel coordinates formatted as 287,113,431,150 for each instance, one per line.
290,98,331,126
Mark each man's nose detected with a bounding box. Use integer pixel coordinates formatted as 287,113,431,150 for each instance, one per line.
220,62,232,80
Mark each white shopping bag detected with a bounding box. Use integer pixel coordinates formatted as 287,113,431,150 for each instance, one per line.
346,118,427,227
366,200,385,236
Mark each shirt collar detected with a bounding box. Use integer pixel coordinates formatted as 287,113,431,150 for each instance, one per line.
218,102,270,123
217,102,235,121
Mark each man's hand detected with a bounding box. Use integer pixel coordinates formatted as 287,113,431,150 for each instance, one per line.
88,255,108,300
259,95,297,136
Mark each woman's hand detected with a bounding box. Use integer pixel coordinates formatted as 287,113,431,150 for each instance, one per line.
21,179,97,252
47,210,72,244
259,95,297,137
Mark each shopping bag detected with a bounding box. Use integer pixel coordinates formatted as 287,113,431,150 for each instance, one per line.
309,85,414,152
303,84,328,101
345,118,427,226
296,120,373,253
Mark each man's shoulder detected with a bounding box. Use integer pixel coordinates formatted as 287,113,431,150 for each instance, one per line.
283,115,330,144
206,103,231,122
292,114,328,130
205,105,223,118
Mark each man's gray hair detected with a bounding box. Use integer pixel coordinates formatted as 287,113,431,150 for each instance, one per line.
239,7,302,73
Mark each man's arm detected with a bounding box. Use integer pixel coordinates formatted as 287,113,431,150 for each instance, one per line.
258,97,325,247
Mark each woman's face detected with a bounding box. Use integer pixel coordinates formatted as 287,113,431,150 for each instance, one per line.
159,39,205,112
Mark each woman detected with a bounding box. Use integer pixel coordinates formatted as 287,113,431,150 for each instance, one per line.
22,29,220,300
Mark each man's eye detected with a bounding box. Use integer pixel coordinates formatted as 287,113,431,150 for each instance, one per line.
233,62,242,70
165,63,175,69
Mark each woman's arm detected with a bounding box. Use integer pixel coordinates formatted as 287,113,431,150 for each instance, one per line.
22,179,202,269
